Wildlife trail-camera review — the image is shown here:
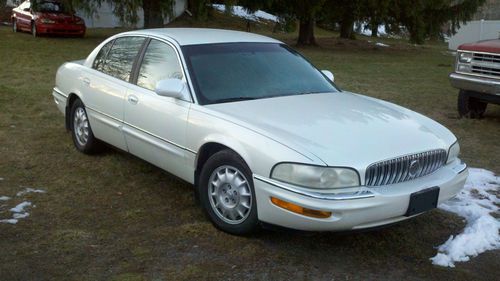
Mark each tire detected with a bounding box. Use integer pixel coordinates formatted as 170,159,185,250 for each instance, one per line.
198,150,259,235
12,19,17,33
31,23,37,37
458,90,487,118
70,99,102,154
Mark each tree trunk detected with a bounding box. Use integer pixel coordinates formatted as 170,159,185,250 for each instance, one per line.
371,24,378,37
143,0,163,28
297,17,316,46
339,19,355,39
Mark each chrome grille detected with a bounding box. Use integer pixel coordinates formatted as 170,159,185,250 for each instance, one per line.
471,53,500,78
365,149,447,186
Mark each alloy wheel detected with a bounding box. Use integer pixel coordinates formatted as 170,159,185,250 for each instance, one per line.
208,165,253,224
73,107,90,146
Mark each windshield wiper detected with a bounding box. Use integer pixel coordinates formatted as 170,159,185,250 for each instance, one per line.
214,97,259,103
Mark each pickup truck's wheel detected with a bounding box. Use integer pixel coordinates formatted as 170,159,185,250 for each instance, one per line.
458,90,487,118
198,150,258,235
70,99,101,154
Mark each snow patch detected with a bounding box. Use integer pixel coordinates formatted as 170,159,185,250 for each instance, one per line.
375,42,390,47
1,188,46,225
0,219,18,224
431,168,500,267
10,201,32,213
16,188,46,197
13,212,30,219
212,4,278,22
355,22,387,37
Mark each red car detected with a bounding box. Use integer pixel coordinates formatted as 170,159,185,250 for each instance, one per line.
11,0,86,37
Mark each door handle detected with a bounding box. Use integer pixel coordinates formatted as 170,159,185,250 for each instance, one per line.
83,78,90,86
128,95,139,105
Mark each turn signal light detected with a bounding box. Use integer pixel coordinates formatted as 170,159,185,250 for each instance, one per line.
270,197,332,219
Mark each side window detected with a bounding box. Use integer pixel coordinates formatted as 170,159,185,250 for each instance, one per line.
102,37,145,82
137,40,184,91
92,40,113,72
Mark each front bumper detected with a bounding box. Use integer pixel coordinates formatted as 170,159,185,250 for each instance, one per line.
253,159,467,231
449,72,500,98
37,23,85,36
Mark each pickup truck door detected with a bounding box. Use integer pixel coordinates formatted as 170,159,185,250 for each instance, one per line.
123,39,193,181
81,36,146,151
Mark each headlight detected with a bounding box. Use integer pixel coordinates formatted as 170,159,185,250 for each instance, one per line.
447,141,460,164
75,18,85,25
458,52,472,63
271,163,360,189
41,18,56,24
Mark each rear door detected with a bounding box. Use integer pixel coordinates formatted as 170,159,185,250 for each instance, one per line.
81,36,146,151
123,38,193,181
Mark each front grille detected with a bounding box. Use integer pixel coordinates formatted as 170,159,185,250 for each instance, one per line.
365,149,447,186
472,65,500,77
471,53,500,78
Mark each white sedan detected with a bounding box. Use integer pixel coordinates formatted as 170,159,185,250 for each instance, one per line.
52,28,467,234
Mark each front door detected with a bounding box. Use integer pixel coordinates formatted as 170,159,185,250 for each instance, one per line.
123,39,193,181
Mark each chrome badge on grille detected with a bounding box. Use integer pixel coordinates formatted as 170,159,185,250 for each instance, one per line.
408,160,421,177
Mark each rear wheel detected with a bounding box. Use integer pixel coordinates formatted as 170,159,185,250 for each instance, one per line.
458,90,487,118
70,99,102,154
198,150,258,235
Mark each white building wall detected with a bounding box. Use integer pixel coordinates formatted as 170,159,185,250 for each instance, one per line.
449,20,500,50
78,0,186,28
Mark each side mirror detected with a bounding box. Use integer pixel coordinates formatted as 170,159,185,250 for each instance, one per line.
155,79,189,100
322,70,334,82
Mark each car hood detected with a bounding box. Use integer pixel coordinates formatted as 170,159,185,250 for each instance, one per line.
459,39,500,53
206,92,456,169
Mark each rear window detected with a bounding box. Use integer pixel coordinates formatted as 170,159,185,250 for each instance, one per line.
32,1,67,13
96,37,146,82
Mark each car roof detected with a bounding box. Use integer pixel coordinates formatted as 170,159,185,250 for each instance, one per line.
121,28,282,46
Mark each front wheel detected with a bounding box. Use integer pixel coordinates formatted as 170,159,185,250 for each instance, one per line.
458,90,487,118
31,23,37,37
70,99,102,154
198,150,258,235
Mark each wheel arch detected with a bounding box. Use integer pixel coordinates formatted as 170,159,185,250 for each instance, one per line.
193,140,253,193
65,93,81,130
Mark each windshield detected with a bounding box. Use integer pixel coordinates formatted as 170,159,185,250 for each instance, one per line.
182,43,338,105
33,1,67,13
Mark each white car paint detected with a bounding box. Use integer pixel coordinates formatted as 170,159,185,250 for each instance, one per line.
52,28,467,231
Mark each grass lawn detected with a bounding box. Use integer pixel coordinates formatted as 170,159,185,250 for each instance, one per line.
0,12,499,280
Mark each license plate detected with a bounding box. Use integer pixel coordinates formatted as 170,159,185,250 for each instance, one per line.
405,187,440,216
